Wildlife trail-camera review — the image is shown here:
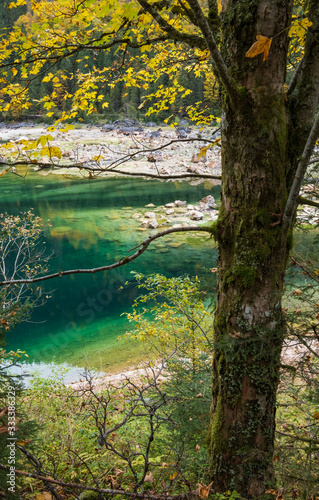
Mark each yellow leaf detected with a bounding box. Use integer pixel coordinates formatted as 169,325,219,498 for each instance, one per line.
42,73,53,83
313,412,319,420
246,35,272,62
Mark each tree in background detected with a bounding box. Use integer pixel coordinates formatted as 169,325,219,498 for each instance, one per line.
0,0,319,496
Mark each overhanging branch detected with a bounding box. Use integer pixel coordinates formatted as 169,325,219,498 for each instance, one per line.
0,226,214,286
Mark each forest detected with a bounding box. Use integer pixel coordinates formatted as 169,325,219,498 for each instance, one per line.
0,0,319,499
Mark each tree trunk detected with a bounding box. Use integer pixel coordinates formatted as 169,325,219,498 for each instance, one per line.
207,0,294,496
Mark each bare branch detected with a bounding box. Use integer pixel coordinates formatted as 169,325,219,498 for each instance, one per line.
0,226,215,286
1,163,222,181
282,110,319,232
0,464,194,499
298,196,319,209
308,158,319,165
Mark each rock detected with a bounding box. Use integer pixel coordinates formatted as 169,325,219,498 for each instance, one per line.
189,211,204,220
187,165,200,174
132,213,140,219
118,126,143,135
140,219,150,226
145,203,155,208
176,128,187,139
174,200,187,207
166,208,175,215
145,130,161,139
192,152,207,163
165,203,175,208
187,204,195,210
113,118,140,127
145,121,158,127
198,195,216,210
144,211,156,219
101,124,115,132
148,219,159,229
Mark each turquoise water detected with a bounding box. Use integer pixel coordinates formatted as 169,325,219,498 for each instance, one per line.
1,172,219,370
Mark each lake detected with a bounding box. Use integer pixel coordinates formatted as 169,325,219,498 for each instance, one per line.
1,171,219,372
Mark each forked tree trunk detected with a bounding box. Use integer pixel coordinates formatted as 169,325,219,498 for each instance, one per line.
207,0,295,496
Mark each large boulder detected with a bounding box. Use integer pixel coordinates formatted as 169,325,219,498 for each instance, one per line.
198,195,216,210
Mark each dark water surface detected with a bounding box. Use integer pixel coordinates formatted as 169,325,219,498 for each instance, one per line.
1,172,219,371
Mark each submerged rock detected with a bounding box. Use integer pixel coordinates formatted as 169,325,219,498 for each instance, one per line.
144,211,156,219
148,219,159,229
189,211,204,220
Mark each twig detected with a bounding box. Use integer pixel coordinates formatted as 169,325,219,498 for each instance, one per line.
0,464,194,499
276,430,319,445
0,226,214,286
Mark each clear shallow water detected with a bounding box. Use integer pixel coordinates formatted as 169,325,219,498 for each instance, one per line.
5,361,100,387
1,172,219,371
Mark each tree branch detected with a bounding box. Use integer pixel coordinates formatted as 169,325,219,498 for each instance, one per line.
135,0,207,50
1,163,222,181
0,226,214,286
290,0,319,131
185,0,239,104
276,430,319,446
102,169,222,181
298,196,319,209
282,110,319,232
0,464,193,499
287,57,304,97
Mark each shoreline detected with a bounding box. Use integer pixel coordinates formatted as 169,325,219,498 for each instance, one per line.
0,122,222,183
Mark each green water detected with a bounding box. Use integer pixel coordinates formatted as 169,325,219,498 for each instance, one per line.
1,172,219,371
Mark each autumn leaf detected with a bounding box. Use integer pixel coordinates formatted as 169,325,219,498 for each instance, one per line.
313,411,319,420
197,482,214,498
144,471,154,483
246,35,272,62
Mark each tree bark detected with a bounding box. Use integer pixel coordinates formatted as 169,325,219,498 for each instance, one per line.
207,0,294,496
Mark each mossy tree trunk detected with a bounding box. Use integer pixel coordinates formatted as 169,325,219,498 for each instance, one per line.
205,0,319,496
